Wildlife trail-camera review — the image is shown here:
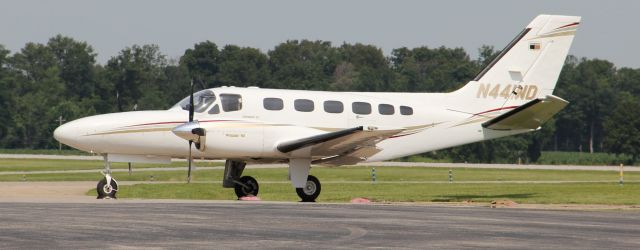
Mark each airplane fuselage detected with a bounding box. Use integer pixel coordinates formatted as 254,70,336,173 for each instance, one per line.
55,85,527,163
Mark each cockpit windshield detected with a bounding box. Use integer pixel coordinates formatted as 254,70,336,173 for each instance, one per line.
171,90,217,113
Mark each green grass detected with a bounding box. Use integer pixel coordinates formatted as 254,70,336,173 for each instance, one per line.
112,182,640,205
2,158,638,205
3,148,635,166
0,158,223,172
108,167,639,205
0,148,91,155
4,166,639,182
537,151,634,166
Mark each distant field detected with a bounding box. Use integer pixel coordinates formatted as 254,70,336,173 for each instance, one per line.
402,151,636,166
0,149,90,155
2,162,637,182
537,151,634,165
2,149,635,166
0,158,222,173
1,158,638,205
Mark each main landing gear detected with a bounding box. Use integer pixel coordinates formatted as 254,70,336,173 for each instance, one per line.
97,155,118,199
296,175,321,202
234,176,259,197
222,159,322,202
223,160,260,198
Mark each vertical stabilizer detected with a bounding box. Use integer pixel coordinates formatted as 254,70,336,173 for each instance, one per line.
452,15,580,108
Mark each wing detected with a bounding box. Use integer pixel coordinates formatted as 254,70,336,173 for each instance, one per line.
277,126,404,164
482,95,568,130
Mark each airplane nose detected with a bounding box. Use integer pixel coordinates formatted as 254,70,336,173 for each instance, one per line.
53,121,79,148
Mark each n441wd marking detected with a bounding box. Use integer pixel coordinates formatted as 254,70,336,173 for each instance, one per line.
476,83,538,100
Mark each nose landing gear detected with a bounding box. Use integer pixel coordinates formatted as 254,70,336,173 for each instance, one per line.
97,155,118,199
97,175,118,199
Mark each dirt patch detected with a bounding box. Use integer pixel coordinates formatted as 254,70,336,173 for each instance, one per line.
491,199,518,208
0,181,95,202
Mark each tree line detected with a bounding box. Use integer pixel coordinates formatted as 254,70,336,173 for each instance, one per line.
0,35,638,163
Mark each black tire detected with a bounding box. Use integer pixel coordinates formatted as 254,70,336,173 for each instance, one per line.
234,176,259,198
97,178,118,199
296,175,321,202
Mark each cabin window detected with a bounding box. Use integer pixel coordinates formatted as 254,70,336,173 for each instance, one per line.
294,99,314,112
263,98,284,111
323,100,343,113
378,104,395,115
352,102,372,115
220,94,243,112
400,106,413,115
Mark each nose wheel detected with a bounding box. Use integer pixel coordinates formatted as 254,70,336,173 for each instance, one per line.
234,176,259,198
296,175,321,202
97,176,118,199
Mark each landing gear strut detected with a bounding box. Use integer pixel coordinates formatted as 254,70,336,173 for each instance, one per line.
223,160,260,199
97,155,118,199
222,159,322,201
296,175,321,202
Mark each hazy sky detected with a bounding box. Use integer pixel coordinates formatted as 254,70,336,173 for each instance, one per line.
1,0,638,68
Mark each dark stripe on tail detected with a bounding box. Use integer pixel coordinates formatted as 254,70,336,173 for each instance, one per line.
473,28,531,81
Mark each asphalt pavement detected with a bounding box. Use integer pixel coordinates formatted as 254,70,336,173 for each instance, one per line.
0,201,638,249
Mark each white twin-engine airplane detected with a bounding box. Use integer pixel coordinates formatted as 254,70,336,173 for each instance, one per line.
54,14,580,201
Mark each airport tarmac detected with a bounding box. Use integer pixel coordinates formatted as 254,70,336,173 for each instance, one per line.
0,200,639,249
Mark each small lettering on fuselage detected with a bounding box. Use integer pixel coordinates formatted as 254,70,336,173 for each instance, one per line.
476,83,538,100
225,133,246,138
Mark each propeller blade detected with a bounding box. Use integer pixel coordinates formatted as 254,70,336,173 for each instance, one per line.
187,140,193,183
189,79,194,122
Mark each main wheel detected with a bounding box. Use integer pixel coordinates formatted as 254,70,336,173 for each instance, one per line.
97,178,118,199
296,175,321,202
234,176,259,198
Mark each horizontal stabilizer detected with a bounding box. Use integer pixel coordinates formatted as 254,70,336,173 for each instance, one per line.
482,95,568,130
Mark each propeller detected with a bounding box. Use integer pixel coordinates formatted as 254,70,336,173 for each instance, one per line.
188,80,194,183
172,79,207,183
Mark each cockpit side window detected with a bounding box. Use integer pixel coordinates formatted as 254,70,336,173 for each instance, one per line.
208,104,220,114
220,94,243,112
172,90,216,113
194,94,216,113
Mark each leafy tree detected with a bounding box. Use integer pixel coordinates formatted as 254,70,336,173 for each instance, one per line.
527,119,556,162
476,45,500,68
162,64,191,106
105,44,168,111
554,58,615,153
391,46,477,92
7,43,66,148
181,41,220,86
335,43,392,91
216,45,269,87
604,93,640,163
47,35,97,99
613,67,640,96
267,40,340,90
0,45,13,146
